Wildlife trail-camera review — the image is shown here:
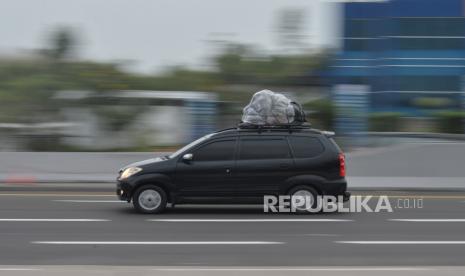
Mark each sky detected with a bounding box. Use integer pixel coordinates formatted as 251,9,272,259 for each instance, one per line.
0,0,341,74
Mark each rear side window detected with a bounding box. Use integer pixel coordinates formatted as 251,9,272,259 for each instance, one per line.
193,140,236,161
239,138,291,160
329,138,343,153
288,136,324,158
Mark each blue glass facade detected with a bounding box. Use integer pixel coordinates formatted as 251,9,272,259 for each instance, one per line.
332,0,465,115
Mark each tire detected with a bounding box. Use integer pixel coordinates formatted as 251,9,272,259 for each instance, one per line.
288,185,318,214
132,185,167,214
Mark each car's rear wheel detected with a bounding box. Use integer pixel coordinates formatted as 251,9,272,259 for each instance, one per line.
132,185,167,214
288,185,318,213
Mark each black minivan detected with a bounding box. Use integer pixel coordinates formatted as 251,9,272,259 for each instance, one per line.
116,125,349,213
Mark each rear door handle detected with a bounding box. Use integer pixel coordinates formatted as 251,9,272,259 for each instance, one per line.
279,163,290,169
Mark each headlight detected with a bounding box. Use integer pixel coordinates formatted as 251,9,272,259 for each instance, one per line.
120,167,142,179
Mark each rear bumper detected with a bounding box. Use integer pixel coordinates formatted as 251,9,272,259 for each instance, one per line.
342,191,351,202
323,178,350,202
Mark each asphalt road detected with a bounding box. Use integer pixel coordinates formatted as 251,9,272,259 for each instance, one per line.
0,188,465,271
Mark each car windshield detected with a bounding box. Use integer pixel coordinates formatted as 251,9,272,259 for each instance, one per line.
168,133,214,159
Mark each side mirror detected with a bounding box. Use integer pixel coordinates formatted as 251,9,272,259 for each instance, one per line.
182,153,193,162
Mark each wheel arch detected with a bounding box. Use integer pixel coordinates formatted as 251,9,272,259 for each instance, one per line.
281,175,326,195
131,173,174,202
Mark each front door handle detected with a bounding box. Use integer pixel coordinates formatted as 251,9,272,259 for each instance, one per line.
279,163,290,169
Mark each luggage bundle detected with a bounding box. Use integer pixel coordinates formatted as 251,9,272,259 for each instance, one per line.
240,90,307,128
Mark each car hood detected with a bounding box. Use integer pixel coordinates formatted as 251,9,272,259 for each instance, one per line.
120,157,166,171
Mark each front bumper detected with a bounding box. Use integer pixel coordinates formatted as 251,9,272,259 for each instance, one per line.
116,179,132,201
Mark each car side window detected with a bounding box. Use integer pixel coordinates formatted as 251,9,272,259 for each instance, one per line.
239,138,291,160
288,136,324,158
192,139,236,161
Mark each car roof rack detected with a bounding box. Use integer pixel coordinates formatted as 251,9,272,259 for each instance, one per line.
214,127,238,133
238,122,311,128
215,123,318,135
236,122,313,133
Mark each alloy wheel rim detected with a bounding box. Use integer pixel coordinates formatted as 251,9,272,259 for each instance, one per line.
138,189,162,211
292,190,314,211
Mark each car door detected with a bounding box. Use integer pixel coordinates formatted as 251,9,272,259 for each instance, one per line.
234,135,294,197
288,135,329,177
174,137,237,198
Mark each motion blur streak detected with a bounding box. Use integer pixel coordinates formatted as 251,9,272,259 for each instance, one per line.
0,0,465,273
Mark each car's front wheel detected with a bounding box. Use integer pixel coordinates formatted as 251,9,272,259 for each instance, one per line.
132,185,167,214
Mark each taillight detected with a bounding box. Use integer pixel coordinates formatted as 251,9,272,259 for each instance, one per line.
338,153,346,177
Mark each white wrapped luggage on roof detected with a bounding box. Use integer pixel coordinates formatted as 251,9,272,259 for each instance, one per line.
242,90,296,125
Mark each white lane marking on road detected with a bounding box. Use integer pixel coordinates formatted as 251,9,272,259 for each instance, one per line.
152,267,432,271
0,219,109,222
53,200,123,203
390,219,465,222
0,268,41,271
0,193,114,197
148,219,353,222
337,241,465,245
302,234,341,237
32,241,283,245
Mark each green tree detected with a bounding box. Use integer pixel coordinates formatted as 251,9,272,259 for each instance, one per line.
212,42,331,85
48,27,77,61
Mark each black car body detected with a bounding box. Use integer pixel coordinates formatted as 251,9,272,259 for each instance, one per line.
117,125,349,213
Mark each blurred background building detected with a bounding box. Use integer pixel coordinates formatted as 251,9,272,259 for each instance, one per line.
331,0,465,134
55,90,216,150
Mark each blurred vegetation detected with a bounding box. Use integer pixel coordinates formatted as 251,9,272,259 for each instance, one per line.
303,98,334,130
213,43,329,86
434,111,465,134
94,105,145,132
0,27,331,125
412,97,453,109
369,112,403,132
